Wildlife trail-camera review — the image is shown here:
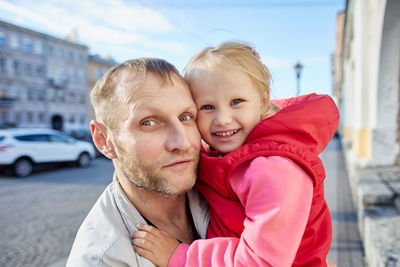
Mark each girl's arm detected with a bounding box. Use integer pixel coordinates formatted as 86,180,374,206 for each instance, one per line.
134,156,313,267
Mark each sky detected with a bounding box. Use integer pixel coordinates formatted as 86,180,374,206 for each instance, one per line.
0,0,345,99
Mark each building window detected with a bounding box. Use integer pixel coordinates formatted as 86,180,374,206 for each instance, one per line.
80,115,85,124
78,70,85,82
38,112,45,123
68,68,74,80
13,61,21,75
9,34,19,49
23,38,32,52
0,31,5,47
27,112,33,123
1,110,7,122
68,51,73,61
36,65,45,77
37,90,45,102
80,53,85,64
80,93,85,104
69,115,75,123
59,47,64,59
27,88,34,101
24,63,32,76
58,91,65,103
0,58,6,74
15,112,21,123
68,92,75,103
48,45,53,56
33,40,43,54
49,89,56,102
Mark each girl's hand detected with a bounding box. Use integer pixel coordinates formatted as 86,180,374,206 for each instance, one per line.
131,224,180,267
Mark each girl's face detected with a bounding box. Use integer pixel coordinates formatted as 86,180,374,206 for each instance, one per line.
190,66,266,154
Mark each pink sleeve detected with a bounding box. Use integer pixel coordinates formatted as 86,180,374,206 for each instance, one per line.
170,156,313,267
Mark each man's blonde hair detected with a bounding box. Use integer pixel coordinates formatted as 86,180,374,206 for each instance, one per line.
184,42,276,118
91,58,185,130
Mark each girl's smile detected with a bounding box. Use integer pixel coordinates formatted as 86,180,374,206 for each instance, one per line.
190,66,266,154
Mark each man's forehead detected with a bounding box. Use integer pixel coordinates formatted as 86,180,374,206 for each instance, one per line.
124,73,194,114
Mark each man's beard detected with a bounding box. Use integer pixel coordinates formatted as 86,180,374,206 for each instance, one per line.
115,142,199,196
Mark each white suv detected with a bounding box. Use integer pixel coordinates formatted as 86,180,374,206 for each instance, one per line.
0,128,96,177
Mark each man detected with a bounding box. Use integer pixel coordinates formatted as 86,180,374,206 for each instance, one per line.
66,58,209,266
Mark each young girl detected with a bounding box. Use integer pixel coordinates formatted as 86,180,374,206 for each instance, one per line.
132,42,339,266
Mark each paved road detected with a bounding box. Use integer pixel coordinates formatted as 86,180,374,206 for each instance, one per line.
0,158,114,267
323,137,365,267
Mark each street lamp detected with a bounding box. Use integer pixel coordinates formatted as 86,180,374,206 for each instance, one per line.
294,61,303,96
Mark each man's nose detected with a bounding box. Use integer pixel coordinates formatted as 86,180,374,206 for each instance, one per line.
214,109,232,126
165,123,191,152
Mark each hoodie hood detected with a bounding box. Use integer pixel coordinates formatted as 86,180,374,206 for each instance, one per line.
245,93,339,155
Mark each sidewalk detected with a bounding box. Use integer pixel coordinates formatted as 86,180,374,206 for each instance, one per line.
342,139,400,267
322,137,364,266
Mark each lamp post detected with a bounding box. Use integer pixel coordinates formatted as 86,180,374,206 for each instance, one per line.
294,61,303,96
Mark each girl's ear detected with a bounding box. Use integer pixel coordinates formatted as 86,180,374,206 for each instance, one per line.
261,96,270,118
90,120,117,159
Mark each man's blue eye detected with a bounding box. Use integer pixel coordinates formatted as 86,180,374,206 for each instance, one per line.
232,99,243,105
200,105,213,110
179,115,192,121
141,120,155,126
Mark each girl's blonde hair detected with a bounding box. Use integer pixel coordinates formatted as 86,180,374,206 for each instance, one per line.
184,41,277,118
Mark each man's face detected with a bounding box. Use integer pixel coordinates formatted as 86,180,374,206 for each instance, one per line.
113,73,201,196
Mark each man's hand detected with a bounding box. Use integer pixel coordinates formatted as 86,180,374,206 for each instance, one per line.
131,224,180,267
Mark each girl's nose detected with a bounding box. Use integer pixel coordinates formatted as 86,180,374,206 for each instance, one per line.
214,110,232,126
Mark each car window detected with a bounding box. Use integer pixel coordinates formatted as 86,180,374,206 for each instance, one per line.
49,134,68,143
14,134,49,142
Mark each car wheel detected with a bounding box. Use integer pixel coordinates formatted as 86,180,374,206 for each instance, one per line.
13,158,33,177
77,152,91,168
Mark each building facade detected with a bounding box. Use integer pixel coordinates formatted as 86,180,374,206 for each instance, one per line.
336,0,400,167
0,20,89,132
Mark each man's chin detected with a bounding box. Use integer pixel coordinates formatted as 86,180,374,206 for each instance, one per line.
160,177,196,196
127,174,196,196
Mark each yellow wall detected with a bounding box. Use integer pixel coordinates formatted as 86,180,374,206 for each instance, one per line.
352,128,371,159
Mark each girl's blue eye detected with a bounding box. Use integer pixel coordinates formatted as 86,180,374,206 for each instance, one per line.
232,99,243,105
141,120,156,126
179,115,192,121
200,105,214,110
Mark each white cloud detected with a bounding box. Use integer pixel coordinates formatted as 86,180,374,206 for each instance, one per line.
0,0,187,54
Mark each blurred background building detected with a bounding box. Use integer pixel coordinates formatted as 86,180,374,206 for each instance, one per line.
334,0,400,167
333,0,400,265
0,19,100,133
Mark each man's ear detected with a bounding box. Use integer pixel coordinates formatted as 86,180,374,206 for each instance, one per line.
90,120,117,159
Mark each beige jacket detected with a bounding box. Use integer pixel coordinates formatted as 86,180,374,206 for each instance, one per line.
66,174,209,267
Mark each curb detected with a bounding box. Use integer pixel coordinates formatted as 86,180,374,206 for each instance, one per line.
342,140,400,267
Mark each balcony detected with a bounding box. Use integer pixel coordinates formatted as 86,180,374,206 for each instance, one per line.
47,78,68,89
0,97,16,107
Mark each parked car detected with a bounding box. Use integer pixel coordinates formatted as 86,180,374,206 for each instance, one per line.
0,128,96,177
68,129,103,158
